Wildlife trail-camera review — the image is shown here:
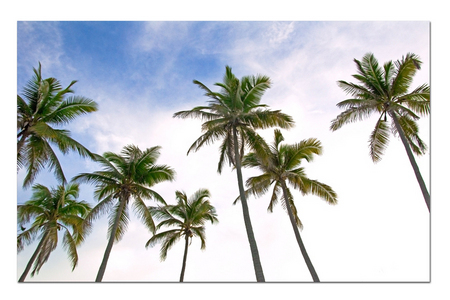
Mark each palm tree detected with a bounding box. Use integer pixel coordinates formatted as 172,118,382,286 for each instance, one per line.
17,62,98,188
330,53,430,211
17,182,91,282
146,189,218,282
173,66,295,282
72,144,175,282
238,129,337,282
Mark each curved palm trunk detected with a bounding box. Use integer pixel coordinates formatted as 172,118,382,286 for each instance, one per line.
180,234,190,282
233,126,265,282
280,181,320,282
390,113,430,212
18,231,48,282
95,197,127,282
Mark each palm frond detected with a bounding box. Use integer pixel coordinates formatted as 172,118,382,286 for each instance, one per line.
43,96,98,125
301,178,338,205
62,229,79,270
397,83,430,116
369,116,391,162
108,200,129,242
391,53,422,96
330,103,378,131
132,196,157,234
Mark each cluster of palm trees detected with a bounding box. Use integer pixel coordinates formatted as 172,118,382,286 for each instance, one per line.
17,52,430,282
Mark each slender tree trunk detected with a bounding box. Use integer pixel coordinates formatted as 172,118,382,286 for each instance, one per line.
180,233,190,282
233,125,265,282
95,197,127,282
390,113,430,212
280,180,320,282
18,231,48,282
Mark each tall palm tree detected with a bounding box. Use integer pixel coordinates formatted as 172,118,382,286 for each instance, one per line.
238,129,337,282
173,66,295,282
17,182,91,282
146,189,218,282
17,62,98,188
72,144,176,282
330,53,430,211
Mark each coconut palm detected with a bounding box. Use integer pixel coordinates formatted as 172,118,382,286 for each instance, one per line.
17,182,91,282
72,144,175,282
173,66,294,282
238,129,337,282
17,62,98,188
146,189,218,282
330,53,430,211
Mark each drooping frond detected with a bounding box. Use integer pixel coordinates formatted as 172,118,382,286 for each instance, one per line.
369,116,391,162
108,200,130,242
397,83,430,116
300,178,338,205
330,102,378,131
132,196,157,234
146,229,181,261
392,112,428,156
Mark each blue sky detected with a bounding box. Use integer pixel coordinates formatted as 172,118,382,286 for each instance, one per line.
8,1,449,298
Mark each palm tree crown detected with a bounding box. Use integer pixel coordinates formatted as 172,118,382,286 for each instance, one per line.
330,53,430,211
174,65,295,173
17,182,91,282
173,66,295,282
242,129,337,215
72,144,176,281
17,63,98,188
240,129,337,281
146,189,218,281
330,53,430,161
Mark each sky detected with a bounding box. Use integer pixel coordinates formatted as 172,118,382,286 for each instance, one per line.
6,1,450,299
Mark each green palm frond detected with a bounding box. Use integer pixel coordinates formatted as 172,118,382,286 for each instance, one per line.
132,196,157,234
146,227,183,261
391,53,422,96
369,116,391,162
284,138,323,169
62,229,79,270
397,83,430,116
17,226,40,252
109,200,130,242
43,96,98,125
330,103,378,131
31,228,58,276
394,113,427,156
279,186,303,229
186,125,227,155
300,178,338,205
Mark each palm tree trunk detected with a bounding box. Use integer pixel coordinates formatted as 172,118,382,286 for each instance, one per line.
95,197,127,282
390,113,430,212
233,125,265,282
280,181,320,282
180,234,190,282
18,231,48,282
